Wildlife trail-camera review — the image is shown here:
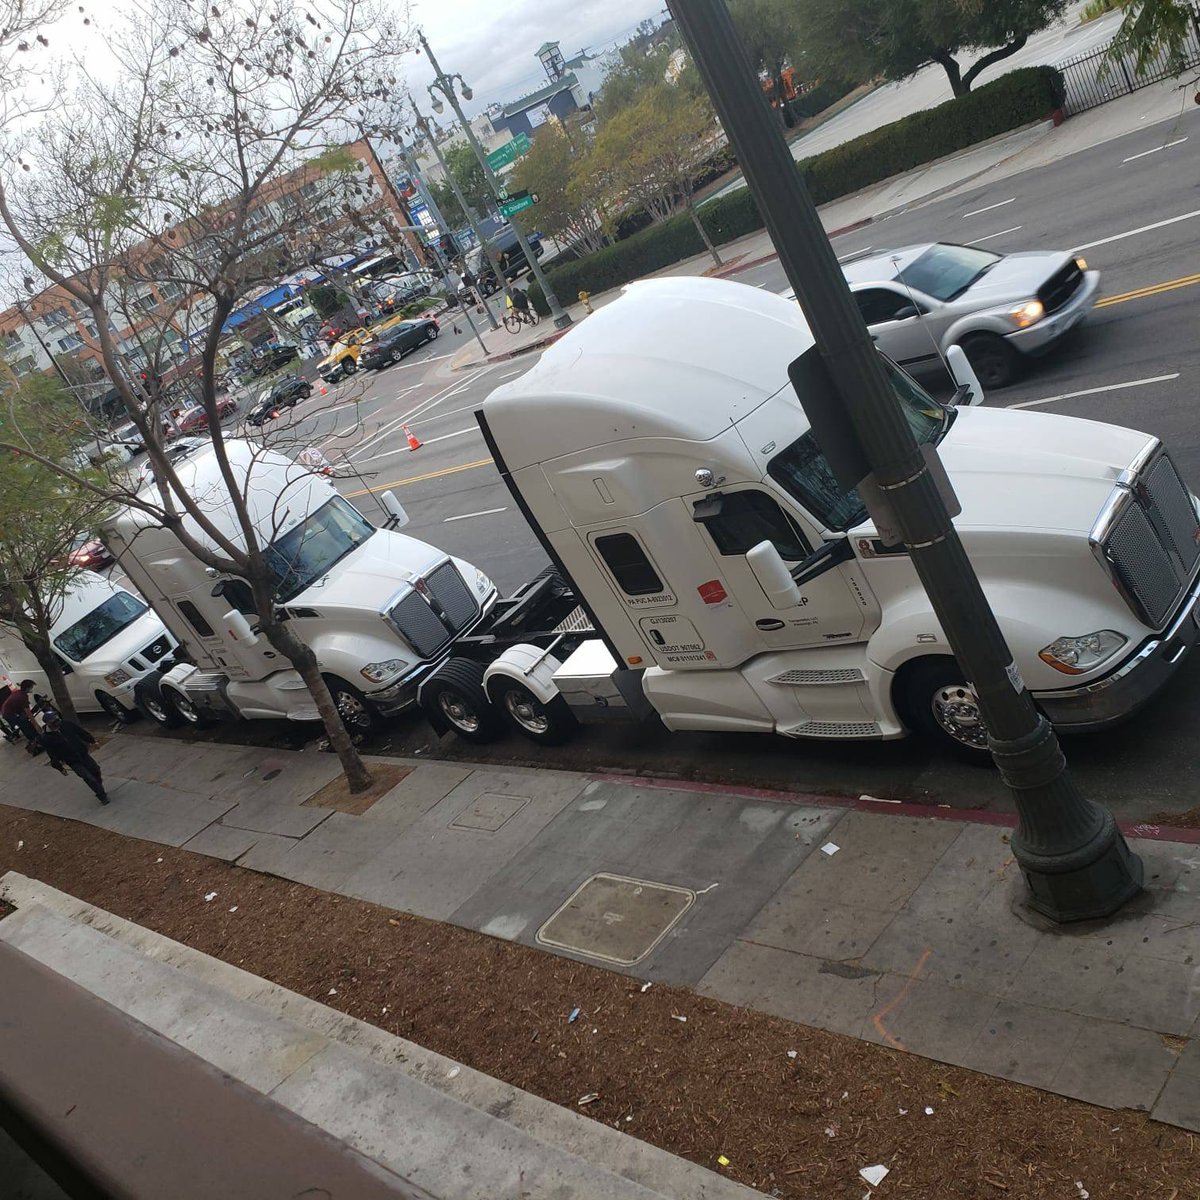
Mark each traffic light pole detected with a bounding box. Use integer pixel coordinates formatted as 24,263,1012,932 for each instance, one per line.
412,107,502,332
419,31,572,330
669,0,1142,922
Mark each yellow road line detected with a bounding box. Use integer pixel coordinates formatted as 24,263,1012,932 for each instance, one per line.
1096,272,1200,308
344,457,495,498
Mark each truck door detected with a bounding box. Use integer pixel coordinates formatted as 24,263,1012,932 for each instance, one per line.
686,486,866,648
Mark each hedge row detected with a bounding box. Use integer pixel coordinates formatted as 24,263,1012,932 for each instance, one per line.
530,66,1064,316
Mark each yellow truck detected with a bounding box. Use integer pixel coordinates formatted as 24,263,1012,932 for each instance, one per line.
317,313,416,383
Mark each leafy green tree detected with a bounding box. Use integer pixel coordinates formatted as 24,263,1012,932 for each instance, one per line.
1110,0,1200,76
730,0,806,120
510,122,609,255
0,371,110,720
795,0,1071,97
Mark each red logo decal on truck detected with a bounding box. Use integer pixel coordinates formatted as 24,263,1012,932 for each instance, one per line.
698,580,727,605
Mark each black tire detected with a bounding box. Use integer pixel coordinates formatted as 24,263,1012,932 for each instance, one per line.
961,333,1020,390
427,324,439,340
163,686,214,729
300,386,313,399
323,674,377,734
95,690,137,724
136,682,182,729
421,658,502,743
492,679,577,746
341,358,357,377
895,657,991,762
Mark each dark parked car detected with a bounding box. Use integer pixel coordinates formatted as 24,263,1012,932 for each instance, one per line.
359,319,440,369
247,374,313,426
246,343,299,377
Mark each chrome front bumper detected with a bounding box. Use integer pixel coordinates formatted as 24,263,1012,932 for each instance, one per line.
1036,570,1200,731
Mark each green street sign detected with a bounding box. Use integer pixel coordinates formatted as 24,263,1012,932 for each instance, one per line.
499,193,537,218
487,133,532,171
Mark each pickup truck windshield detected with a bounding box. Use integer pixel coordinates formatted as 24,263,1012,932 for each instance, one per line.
768,362,947,532
264,496,374,602
897,243,1000,302
53,591,148,661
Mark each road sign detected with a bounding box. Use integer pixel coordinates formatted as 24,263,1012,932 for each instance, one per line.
486,133,532,171
499,193,537,218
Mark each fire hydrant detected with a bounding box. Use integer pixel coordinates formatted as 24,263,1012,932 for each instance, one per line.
578,289,593,315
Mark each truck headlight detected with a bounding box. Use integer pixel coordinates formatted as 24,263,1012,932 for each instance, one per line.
474,567,492,596
361,659,407,683
1039,630,1127,675
104,668,132,687
1075,257,1088,271
1008,299,1045,328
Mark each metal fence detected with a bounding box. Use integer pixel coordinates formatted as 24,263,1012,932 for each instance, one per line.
1056,9,1200,115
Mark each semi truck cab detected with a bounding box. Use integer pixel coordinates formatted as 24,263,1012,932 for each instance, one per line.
455,276,1200,756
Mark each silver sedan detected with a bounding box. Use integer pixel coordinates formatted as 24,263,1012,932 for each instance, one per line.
785,242,1100,388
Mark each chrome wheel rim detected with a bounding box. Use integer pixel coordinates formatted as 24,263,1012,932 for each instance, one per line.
144,695,170,724
173,694,201,724
503,689,549,735
334,689,371,729
437,690,480,733
930,684,988,750
98,693,125,720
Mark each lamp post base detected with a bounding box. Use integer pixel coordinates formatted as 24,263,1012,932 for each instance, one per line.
552,312,573,330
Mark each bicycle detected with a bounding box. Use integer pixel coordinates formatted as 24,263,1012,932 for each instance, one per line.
502,307,540,335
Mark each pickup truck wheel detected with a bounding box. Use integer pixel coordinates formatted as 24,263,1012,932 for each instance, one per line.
961,333,1019,389
896,658,992,762
323,675,377,733
341,359,357,377
95,691,137,724
423,659,502,743
496,680,577,746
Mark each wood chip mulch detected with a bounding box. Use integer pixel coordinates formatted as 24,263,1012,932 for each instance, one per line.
1,804,1195,1200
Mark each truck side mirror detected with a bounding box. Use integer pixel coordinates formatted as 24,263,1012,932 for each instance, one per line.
946,344,984,407
747,540,804,610
380,490,410,529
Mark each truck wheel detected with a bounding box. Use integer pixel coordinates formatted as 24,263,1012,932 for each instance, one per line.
95,691,137,724
961,333,1019,390
342,359,357,377
895,658,991,762
323,675,377,734
163,687,214,729
423,659,502,743
136,684,182,729
494,680,577,746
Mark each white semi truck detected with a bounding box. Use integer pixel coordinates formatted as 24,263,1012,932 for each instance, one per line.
415,276,1200,757
101,441,497,730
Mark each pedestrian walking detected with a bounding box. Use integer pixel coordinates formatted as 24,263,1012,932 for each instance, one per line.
1,679,44,756
40,711,108,804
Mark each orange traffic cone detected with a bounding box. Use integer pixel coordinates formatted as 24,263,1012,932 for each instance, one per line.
404,424,421,451
318,384,328,396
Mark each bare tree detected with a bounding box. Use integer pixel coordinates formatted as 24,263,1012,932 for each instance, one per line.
0,0,414,791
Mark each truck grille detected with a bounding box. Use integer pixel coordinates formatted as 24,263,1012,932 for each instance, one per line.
1095,451,1200,628
1038,260,1083,314
386,563,479,659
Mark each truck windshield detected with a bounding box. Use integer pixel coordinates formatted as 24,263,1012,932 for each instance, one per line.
897,243,1000,302
264,496,374,602
53,591,148,661
768,362,948,532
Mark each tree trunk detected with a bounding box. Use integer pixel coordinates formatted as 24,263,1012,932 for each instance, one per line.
28,637,78,721
688,201,722,268
930,49,968,97
261,618,373,793
961,36,1029,93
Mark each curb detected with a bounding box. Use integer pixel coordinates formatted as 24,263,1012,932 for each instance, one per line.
591,773,1200,845
451,325,573,371
710,217,875,280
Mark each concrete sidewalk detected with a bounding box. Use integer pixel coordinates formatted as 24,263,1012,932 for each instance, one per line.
2,731,1198,1131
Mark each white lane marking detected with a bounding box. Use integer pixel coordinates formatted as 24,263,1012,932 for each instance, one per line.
387,351,453,369
962,197,1015,219
970,225,1023,245
1006,373,1180,410
1122,136,1188,164
444,507,507,523
497,367,526,380
361,428,481,461
836,246,872,262
1073,209,1200,252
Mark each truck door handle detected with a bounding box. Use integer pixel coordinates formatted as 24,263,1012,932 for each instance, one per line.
648,629,666,646
756,618,786,631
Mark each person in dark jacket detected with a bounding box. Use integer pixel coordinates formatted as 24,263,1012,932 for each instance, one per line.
41,711,108,804
1,679,43,755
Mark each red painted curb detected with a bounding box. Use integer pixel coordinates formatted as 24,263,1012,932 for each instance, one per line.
484,327,571,365
588,773,1200,844
711,217,874,281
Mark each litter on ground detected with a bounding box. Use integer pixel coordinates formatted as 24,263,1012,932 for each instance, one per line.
821,842,840,856
577,1092,600,1106
860,1164,890,1187
568,1007,581,1023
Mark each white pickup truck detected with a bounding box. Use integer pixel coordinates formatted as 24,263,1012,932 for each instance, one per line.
415,276,1200,757
101,441,497,731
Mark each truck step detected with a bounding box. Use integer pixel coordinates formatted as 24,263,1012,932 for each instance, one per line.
781,718,882,739
767,667,866,686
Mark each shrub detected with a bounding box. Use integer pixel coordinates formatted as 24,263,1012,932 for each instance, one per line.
530,65,1064,316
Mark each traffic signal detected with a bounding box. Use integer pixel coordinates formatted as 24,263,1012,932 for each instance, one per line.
439,232,459,259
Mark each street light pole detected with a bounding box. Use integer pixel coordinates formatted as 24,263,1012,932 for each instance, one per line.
419,29,573,330
410,106,502,333
669,0,1142,923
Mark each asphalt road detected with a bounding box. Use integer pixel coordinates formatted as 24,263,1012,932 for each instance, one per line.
218,112,1200,819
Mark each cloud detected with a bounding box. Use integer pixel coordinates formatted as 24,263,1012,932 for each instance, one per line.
410,0,664,113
